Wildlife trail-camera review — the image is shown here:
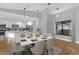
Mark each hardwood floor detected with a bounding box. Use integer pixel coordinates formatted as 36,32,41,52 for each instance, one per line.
52,39,79,55
0,37,12,55
0,37,79,55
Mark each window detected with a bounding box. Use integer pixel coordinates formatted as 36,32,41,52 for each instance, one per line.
56,20,71,36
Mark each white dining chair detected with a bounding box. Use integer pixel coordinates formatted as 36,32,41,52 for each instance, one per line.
30,41,46,55
13,42,26,55
11,36,26,55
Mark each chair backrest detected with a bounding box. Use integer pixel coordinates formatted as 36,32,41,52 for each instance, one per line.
30,41,46,55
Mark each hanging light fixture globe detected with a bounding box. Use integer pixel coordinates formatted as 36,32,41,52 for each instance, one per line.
24,8,26,20
55,8,60,17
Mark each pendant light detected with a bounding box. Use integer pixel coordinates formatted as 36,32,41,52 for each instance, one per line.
24,8,26,20
55,8,60,17
36,9,39,24
37,9,39,18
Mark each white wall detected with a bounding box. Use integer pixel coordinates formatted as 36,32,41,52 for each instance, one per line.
37,5,79,43
53,7,75,42
38,8,48,34
38,8,55,35
74,6,79,42
47,15,54,35
53,6,79,43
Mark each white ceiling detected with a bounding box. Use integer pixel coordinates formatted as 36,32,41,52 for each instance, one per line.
0,3,79,25
0,3,48,25
0,3,78,13
0,3,48,11
0,10,38,24
48,3,79,15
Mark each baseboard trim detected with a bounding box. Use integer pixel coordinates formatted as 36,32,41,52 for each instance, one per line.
55,37,72,42
75,41,79,44
55,37,79,44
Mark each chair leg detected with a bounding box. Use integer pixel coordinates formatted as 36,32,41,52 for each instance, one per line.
47,49,48,55
22,51,25,55
13,52,15,55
